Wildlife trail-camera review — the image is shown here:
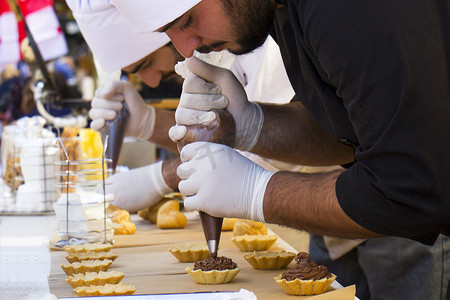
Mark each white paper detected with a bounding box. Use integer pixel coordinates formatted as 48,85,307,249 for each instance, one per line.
59,288,257,299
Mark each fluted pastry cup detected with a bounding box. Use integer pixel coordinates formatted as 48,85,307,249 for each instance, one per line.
185,267,241,284
274,273,337,295
231,234,278,251
244,251,295,269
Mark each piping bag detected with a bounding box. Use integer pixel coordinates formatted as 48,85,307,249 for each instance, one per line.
94,59,129,173
175,51,236,259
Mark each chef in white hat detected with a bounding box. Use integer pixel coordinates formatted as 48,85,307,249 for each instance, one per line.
66,0,181,87
66,0,304,213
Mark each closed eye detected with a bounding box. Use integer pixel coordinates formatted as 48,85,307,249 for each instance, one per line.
180,16,192,31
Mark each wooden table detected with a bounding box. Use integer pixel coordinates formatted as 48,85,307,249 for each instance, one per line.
48,213,354,299
147,99,179,110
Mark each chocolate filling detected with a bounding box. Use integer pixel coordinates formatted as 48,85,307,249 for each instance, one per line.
193,256,237,271
281,252,332,281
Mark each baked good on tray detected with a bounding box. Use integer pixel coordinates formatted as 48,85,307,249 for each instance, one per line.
61,259,113,276
107,205,136,234
73,283,136,296
231,234,278,251
244,250,296,269
275,252,337,295
156,199,187,229
221,218,238,231
186,256,241,284
169,243,210,263
66,270,125,288
232,219,268,236
65,251,118,263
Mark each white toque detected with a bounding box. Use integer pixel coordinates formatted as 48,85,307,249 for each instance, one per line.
66,0,171,72
111,0,202,33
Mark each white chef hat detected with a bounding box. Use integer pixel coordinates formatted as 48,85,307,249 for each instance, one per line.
111,0,202,33
66,0,171,72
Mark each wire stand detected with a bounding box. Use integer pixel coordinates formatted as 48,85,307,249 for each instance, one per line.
54,136,113,247
0,124,58,215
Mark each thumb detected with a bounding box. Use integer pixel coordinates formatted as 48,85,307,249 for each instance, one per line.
179,141,209,163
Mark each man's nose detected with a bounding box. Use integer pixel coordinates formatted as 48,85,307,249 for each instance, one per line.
166,30,201,58
138,68,162,88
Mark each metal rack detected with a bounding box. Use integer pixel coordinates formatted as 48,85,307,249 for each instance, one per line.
0,122,59,214
53,137,114,247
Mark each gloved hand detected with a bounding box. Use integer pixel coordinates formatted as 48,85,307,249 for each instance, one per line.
103,161,173,213
169,57,264,151
177,142,274,221
89,81,156,140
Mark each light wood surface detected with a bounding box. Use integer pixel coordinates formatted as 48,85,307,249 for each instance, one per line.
48,213,352,299
148,99,179,110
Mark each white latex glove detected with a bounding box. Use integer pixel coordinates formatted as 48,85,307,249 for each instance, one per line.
89,81,156,140
169,57,264,151
177,142,274,221
103,161,173,213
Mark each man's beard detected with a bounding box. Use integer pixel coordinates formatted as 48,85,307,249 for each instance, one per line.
224,0,276,55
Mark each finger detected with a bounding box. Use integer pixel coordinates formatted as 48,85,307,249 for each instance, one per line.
175,108,216,125
91,97,124,111
169,125,187,142
186,56,229,86
183,72,222,95
177,169,199,197
182,195,202,212
179,141,209,162
176,162,196,180
90,119,106,131
180,92,228,110
89,108,117,121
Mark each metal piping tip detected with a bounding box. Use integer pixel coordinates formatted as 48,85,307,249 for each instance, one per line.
207,240,218,259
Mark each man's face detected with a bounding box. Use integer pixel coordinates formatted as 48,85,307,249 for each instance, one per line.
159,0,276,58
122,43,184,88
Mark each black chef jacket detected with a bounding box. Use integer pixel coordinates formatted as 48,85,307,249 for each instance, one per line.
271,0,450,245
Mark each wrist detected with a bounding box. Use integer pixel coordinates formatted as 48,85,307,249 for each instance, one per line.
146,161,174,197
236,102,264,151
136,105,156,141
248,167,275,222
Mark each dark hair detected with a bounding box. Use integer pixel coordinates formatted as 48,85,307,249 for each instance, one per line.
220,0,276,55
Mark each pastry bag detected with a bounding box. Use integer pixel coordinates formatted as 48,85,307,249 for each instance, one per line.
176,51,235,259
94,58,129,173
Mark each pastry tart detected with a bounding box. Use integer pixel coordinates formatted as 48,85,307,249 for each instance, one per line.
169,243,210,262
63,243,113,255
61,259,113,275
244,250,295,269
231,234,278,251
66,270,125,288
186,256,240,284
74,283,136,296
275,252,337,295
232,219,267,236
65,251,118,263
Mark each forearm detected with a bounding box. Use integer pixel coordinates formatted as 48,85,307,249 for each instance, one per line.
263,170,383,239
252,102,354,165
148,107,178,153
161,156,182,191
